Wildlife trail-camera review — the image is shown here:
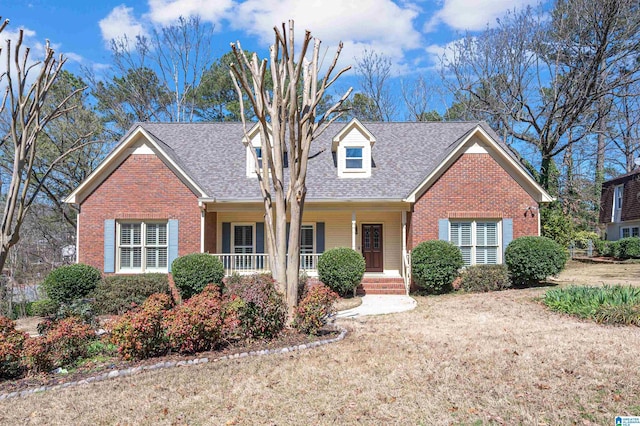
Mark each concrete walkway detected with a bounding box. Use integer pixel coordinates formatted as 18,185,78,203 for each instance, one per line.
335,294,417,319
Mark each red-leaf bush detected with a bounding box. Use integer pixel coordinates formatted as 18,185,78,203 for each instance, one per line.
22,317,96,373
163,284,230,354
0,316,28,378
225,274,287,339
109,293,173,360
292,283,338,335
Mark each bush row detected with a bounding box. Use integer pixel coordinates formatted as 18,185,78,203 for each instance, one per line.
410,236,568,294
604,237,640,260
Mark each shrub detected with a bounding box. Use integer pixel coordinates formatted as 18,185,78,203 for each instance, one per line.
22,317,96,373
171,253,224,299
317,248,365,296
55,299,98,328
224,274,286,339
459,264,511,293
616,237,640,260
163,285,230,354
411,240,463,294
92,274,170,315
0,316,27,378
42,263,102,304
292,284,338,335
505,236,568,287
31,298,59,317
109,293,173,360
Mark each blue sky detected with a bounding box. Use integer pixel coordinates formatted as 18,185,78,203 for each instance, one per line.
2,0,544,119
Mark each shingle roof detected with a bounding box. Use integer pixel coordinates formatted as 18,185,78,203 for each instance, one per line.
136,121,501,201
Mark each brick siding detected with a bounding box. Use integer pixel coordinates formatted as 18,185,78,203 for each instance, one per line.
409,153,539,248
78,154,201,271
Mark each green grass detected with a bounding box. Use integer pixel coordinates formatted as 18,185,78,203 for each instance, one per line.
544,285,640,325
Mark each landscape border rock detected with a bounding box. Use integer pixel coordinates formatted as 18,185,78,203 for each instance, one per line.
0,326,347,400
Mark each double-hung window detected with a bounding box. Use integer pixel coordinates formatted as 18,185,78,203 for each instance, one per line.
300,224,315,269
118,222,167,272
233,224,254,269
450,220,500,266
345,147,363,169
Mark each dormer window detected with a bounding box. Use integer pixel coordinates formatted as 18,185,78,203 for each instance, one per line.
255,147,263,169
346,147,363,169
332,118,375,178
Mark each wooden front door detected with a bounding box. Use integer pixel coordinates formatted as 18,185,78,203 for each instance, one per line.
362,224,383,272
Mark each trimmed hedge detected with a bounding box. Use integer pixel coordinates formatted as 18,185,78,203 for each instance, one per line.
459,264,511,293
317,248,366,296
616,237,640,260
411,240,463,294
505,236,568,286
42,264,102,304
92,274,170,315
224,274,286,339
171,253,224,299
31,299,59,317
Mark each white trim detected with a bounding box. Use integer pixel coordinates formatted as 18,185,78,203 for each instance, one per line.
351,212,357,250
116,220,169,273
449,219,502,265
332,118,376,148
404,126,554,203
75,213,80,264
64,126,208,204
200,210,205,252
401,210,407,254
613,184,624,223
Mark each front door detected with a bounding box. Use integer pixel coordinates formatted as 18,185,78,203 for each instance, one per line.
362,224,383,272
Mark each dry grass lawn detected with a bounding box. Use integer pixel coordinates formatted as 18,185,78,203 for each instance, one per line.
2,261,640,425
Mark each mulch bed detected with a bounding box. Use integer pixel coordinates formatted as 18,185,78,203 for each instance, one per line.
0,328,340,395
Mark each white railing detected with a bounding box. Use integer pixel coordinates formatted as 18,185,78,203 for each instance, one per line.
213,253,270,276
402,250,411,295
300,253,320,272
211,253,320,276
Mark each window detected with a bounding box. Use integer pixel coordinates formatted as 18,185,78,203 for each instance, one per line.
233,224,254,269
634,228,640,237
613,184,624,222
621,227,639,239
255,147,263,169
345,147,363,169
450,220,500,266
300,224,315,269
622,228,630,238
118,222,167,272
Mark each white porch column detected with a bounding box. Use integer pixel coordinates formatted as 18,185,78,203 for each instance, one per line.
402,210,407,254
200,208,205,253
351,212,357,250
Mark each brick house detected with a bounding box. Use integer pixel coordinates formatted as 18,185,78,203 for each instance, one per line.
599,169,640,240
65,119,552,294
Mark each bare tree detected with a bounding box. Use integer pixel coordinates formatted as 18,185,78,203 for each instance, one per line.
354,49,396,121
0,19,84,275
608,80,640,173
229,21,351,318
442,2,640,194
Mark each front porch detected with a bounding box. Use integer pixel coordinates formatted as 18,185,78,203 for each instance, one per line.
200,202,412,294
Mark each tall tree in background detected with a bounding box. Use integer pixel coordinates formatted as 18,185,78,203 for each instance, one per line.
0,19,86,277
230,21,351,318
351,49,396,121
442,2,640,195
89,16,215,136
608,80,640,172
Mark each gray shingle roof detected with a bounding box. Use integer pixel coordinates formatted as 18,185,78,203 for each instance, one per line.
136,121,498,201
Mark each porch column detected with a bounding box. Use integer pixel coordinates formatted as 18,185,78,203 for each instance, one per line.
200,208,205,253
402,210,407,254
351,212,357,250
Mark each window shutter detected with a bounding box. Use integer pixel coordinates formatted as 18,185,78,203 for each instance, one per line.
222,222,231,253
316,222,325,253
104,219,115,273
256,222,265,254
438,219,449,241
167,219,179,272
502,218,513,259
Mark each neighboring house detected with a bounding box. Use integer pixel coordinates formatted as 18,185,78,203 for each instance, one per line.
599,169,640,240
64,119,552,294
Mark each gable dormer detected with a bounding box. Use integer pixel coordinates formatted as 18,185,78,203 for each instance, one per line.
332,119,375,178
243,123,271,178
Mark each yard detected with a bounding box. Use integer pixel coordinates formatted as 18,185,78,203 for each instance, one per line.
2,261,640,425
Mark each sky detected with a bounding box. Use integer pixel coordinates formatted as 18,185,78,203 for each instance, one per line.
1,0,543,114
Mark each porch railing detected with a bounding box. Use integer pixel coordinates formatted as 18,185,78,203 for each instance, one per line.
402,249,411,295
211,253,320,276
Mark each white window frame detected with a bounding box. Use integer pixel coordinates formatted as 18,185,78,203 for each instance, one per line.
449,220,501,266
345,146,364,170
300,223,316,270
620,226,639,239
117,221,168,273
613,184,624,222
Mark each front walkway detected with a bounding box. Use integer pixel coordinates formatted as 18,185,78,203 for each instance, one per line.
335,295,416,319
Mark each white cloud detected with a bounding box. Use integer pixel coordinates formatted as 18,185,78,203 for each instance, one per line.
426,0,539,32
226,0,422,77
146,0,235,26
99,5,148,48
